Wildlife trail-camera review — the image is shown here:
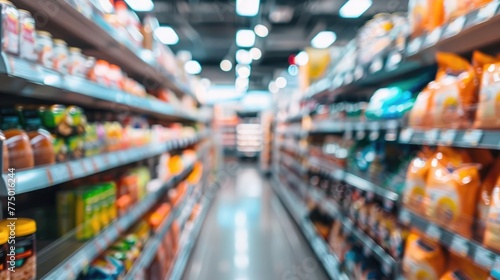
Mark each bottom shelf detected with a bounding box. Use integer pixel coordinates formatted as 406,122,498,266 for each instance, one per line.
272,176,348,280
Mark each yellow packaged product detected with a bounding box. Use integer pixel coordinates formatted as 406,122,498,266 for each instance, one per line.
483,177,500,252
402,148,434,215
402,236,446,280
424,149,480,238
477,159,500,240
429,53,477,128
474,61,500,128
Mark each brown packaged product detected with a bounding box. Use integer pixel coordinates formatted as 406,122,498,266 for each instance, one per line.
4,129,34,170
27,129,55,166
0,130,8,172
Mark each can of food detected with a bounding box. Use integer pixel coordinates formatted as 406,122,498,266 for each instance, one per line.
35,31,53,68
0,229,8,280
52,39,68,74
0,218,36,280
18,10,35,61
67,47,85,77
0,0,19,55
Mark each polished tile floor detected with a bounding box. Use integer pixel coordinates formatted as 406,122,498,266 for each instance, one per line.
182,163,329,280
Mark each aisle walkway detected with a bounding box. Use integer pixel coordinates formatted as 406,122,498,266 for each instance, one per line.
182,162,329,280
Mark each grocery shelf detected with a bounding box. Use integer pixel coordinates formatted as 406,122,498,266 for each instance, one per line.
399,127,500,150
310,119,400,134
399,208,500,274
10,0,196,100
272,175,348,280
0,54,203,122
0,132,207,196
306,1,500,101
38,158,200,280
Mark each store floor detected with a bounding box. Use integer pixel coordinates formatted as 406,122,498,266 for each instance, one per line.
182,162,329,280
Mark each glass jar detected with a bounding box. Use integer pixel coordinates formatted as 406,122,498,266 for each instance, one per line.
68,47,86,77
18,9,36,61
52,39,69,74
0,0,18,55
35,31,53,68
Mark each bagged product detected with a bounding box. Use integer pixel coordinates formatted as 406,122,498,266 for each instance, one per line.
474,60,500,128
402,236,446,280
446,254,490,280
424,148,479,238
483,177,500,252
408,0,444,36
476,158,500,240
409,85,434,128
402,148,434,215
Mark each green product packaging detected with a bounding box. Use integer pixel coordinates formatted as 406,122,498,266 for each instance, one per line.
40,105,66,130
57,190,75,236
53,136,68,162
75,187,94,240
66,135,85,159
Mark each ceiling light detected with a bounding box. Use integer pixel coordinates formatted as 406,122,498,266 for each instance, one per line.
236,30,256,47
236,0,260,17
295,51,309,66
236,49,252,64
276,77,287,88
339,0,372,18
236,77,249,89
184,60,202,75
268,82,279,93
311,31,337,49
124,0,154,12
220,59,233,72
236,64,251,78
254,24,269,37
154,26,179,45
250,48,262,60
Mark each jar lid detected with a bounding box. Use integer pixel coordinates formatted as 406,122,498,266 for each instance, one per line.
69,47,82,53
0,229,6,244
18,9,32,16
53,39,67,46
36,31,52,37
0,218,36,237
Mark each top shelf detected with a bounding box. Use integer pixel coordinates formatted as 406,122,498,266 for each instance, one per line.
11,0,196,100
306,1,500,100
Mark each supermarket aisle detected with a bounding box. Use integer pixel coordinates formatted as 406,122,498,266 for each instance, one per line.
182,163,329,280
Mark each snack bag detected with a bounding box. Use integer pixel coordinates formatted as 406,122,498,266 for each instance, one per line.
477,159,500,240
429,53,477,128
424,150,480,238
402,236,446,280
446,254,490,280
474,61,500,128
408,0,443,36
484,177,500,252
409,85,434,128
402,148,434,214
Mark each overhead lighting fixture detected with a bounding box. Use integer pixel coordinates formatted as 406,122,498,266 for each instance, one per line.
250,47,262,60
311,31,337,49
339,0,372,18
236,49,252,65
268,81,279,93
220,59,233,72
236,30,256,47
124,0,154,12
254,24,269,37
236,64,251,78
295,51,309,66
154,26,179,45
236,0,260,17
276,77,287,88
184,60,202,75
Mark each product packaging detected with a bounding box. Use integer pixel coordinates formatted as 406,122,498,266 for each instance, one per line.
402,235,446,280
0,0,19,55
0,218,37,280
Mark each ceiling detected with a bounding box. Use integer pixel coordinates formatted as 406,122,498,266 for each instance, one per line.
147,0,408,88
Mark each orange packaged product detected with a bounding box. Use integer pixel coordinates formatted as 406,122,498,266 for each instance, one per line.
89,59,110,86
472,51,498,85
28,129,55,166
4,129,34,170
409,85,435,128
402,235,446,280
429,53,477,128
116,194,132,216
148,203,171,229
474,61,500,128
424,149,479,238
168,155,184,175
119,174,139,203
446,254,490,280
402,148,434,215
443,0,476,23
477,159,500,240
408,0,441,36
483,177,500,252
186,162,203,185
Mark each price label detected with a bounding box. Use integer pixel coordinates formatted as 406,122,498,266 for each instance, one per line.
69,161,85,179
94,156,107,171
407,37,423,56
451,235,469,256
423,27,442,48
369,57,384,73
399,209,411,225
462,129,483,146
426,224,442,241
474,246,495,268
439,129,457,145
424,129,440,144
49,164,69,184
400,128,414,143
107,153,119,166
476,1,500,23
444,16,466,38
82,158,95,173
